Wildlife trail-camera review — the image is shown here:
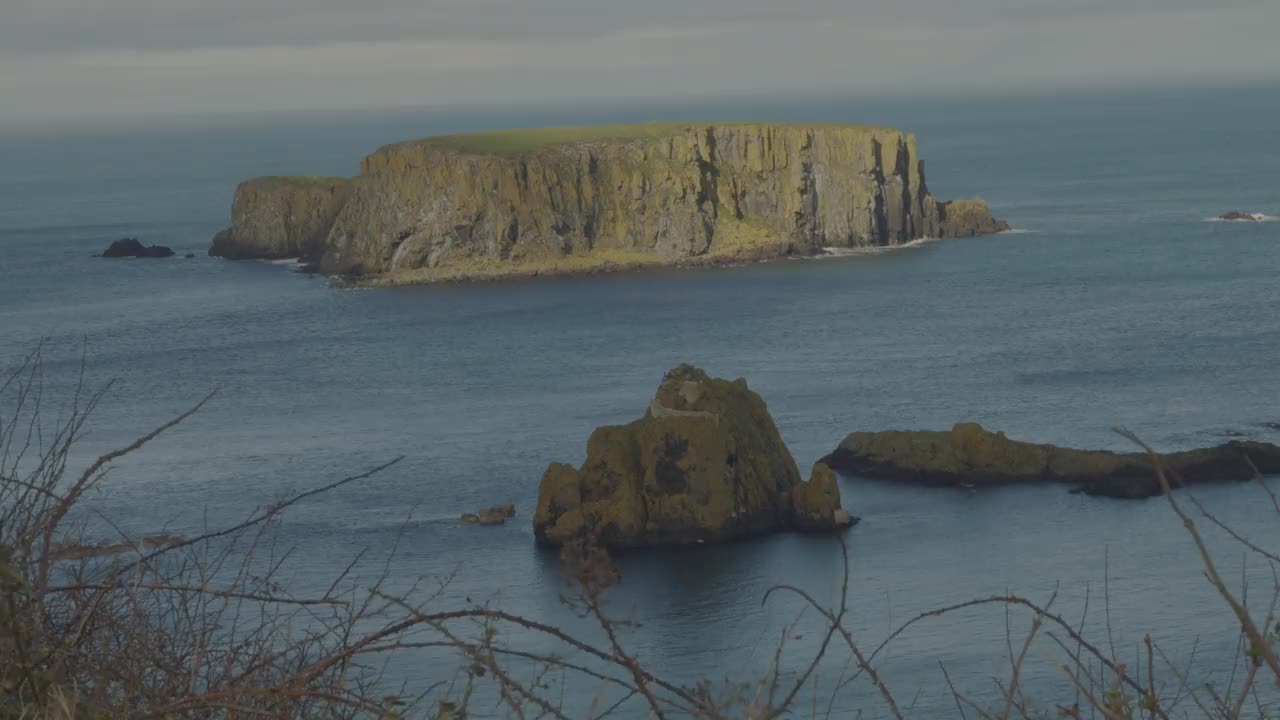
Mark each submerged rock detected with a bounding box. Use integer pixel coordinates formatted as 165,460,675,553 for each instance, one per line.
50,533,184,561
102,238,175,258
534,365,852,548
821,422,1280,499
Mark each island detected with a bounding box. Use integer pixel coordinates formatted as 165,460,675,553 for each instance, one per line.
209,123,1008,284
820,422,1280,499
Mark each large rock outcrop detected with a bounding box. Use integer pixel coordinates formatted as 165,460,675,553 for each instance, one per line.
209,177,352,261
534,365,853,548
211,123,1007,282
821,422,1280,499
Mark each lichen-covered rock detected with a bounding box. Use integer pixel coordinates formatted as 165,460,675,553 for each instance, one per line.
211,123,1007,282
533,365,853,548
209,177,353,261
821,422,1280,498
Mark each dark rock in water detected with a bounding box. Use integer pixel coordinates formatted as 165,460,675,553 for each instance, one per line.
1219,211,1263,221
102,238,175,258
50,533,184,561
1218,210,1269,221
820,422,1280,499
184,253,195,259
1261,422,1280,432
461,504,516,526
534,364,853,548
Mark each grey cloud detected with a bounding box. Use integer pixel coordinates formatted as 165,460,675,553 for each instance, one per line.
2,0,1278,128
4,0,1274,54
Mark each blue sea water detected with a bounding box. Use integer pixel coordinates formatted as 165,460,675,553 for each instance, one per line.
2,86,1280,716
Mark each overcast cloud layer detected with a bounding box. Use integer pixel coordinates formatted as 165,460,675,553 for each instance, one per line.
3,0,1277,128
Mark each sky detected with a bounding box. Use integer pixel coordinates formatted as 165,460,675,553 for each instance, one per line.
3,0,1278,128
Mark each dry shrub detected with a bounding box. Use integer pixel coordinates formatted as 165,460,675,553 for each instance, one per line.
3,344,1278,718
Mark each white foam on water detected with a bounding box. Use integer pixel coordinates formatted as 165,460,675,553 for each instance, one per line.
807,237,939,259
1000,227,1039,234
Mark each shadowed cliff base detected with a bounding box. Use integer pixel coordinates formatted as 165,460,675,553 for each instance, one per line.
209,122,1008,285
821,422,1280,498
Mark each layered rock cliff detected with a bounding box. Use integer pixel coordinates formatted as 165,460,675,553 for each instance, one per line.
210,123,1007,281
534,364,854,548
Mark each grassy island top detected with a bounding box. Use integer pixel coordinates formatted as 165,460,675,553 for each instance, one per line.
242,175,350,189
399,121,901,156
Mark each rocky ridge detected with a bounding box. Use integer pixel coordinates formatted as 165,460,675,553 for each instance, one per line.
821,422,1280,498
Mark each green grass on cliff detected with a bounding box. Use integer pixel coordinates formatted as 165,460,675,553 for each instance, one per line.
417,122,895,155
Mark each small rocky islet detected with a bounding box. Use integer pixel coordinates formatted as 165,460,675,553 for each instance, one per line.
102,238,175,258
208,122,1008,284
1218,210,1271,222
533,364,854,549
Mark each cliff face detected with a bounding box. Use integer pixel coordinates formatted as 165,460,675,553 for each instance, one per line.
211,124,1007,280
210,177,352,260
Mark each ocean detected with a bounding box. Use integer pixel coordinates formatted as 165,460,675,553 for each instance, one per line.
2,85,1279,716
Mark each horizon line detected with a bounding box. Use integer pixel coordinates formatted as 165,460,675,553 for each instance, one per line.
3,75,1277,138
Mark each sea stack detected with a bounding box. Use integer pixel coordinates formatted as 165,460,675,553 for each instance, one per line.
211,123,1008,283
533,364,855,548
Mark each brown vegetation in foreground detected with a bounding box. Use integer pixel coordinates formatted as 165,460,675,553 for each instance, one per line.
2,346,1278,718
